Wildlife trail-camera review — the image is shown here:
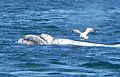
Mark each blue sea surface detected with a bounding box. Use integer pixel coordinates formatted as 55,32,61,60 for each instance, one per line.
0,0,120,77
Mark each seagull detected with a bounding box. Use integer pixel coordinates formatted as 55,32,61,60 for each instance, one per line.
73,28,94,40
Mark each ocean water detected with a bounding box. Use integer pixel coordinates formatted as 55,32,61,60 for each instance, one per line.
0,0,120,77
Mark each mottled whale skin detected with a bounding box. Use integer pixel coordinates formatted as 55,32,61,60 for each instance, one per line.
18,34,120,48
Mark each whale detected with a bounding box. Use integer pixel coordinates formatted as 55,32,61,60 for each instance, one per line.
17,33,120,48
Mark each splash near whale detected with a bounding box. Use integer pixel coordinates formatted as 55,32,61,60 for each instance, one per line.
17,34,120,48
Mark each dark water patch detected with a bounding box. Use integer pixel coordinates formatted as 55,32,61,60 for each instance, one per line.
28,25,59,30
0,73,18,77
109,42,120,45
48,59,67,65
51,67,97,77
81,61,120,69
30,18,50,22
46,72,62,75
13,63,49,69
57,68,89,73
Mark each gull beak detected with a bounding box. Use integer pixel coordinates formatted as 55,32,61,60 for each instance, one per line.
91,29,96,32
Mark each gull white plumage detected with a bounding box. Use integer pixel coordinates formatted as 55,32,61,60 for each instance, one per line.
73,28,94,40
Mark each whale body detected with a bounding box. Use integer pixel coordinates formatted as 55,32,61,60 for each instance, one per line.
18,34,120,48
